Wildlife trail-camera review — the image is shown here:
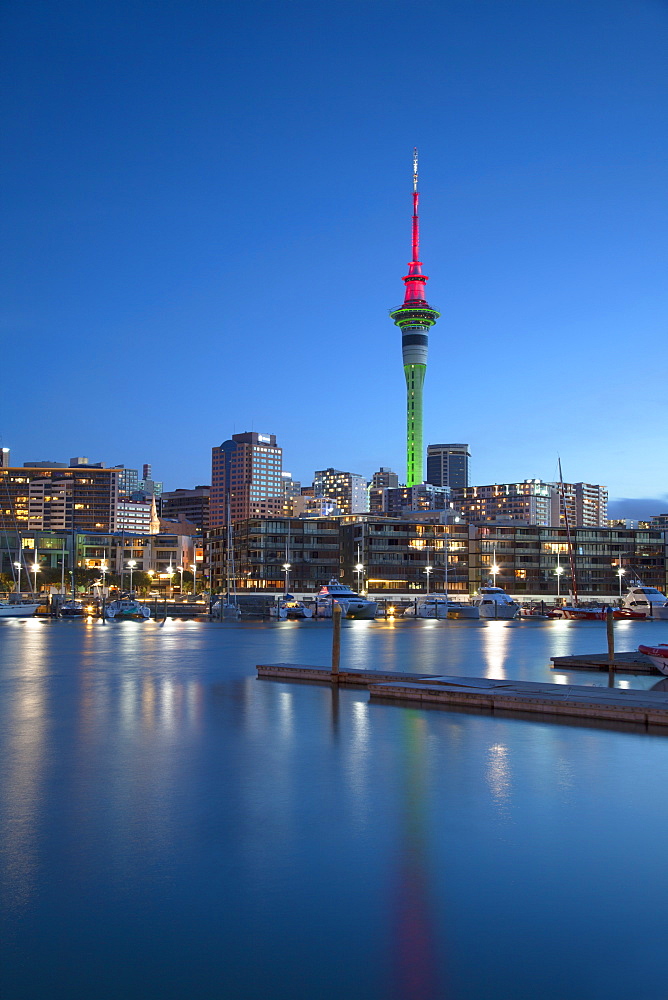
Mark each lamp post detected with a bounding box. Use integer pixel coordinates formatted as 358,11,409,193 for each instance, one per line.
424,564,432,595
177,565,184,594
282,561,291,594
491,561,500,586
617,566,625,600
128,559,136,594
100,561,107,593
192,559,197,596
555,564,564,597
166,563,173,599
14,561,21,595
32,563,39,595
355,561,364,594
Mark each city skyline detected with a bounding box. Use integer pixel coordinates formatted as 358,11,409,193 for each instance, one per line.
2,1,667,512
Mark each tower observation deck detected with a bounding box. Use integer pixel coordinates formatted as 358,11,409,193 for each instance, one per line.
389,148,439,487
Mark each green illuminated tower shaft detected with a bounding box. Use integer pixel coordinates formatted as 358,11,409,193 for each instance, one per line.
390,149,439,486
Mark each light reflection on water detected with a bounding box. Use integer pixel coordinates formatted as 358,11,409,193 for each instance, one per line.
1,617,668,999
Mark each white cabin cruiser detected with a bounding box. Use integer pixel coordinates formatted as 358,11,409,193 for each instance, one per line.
623,586,668,620
273,594,313,620
105,598,151,621
0,600,41,618
316,580,377,620
473,586,520,620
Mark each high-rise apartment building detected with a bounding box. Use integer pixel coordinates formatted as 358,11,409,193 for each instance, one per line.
550,482,608,528
210,432,283,527
383,483,452,516
369,467,400,513
452,480,554,526
427,444,470,489
314,468,369,515
281,472,302,516
0,464,119,532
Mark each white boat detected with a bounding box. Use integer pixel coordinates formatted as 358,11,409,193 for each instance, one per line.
639,643,668,675
105,598,151,621
273,594,313,620
316,580,378,619
0,600,41,618
473,586,520,620
59,600,86,618
623,586,668,620
405,597,479,620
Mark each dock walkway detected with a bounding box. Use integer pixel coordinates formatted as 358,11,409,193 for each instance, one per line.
551,651,657,673
257,663,668,729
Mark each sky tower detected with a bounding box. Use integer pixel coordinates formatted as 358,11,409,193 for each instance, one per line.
390,149,440,486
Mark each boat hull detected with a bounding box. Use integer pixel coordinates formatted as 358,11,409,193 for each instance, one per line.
317,599,377,620
639,644,668,676
0,603,40,618
477,603,519,620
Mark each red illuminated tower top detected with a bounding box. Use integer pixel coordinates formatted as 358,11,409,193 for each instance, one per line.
403,147,430,306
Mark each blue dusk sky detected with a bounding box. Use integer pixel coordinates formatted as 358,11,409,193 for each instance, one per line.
1,0,667,515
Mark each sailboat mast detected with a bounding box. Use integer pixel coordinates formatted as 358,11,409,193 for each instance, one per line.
558,458,578,605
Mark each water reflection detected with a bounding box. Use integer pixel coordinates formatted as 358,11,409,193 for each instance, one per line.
0,622,48,912
481,621,511,679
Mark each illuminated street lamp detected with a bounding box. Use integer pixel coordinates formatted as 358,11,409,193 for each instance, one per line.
282,561,291,594
32,562,40,594
617,565,625,599
491,562,500,586
177,564,184,594
424,564,432,596
355,561,364,594
128,559,136,593
13,561,22,594
192,559,197,596
555,550,564,597
100,560,108,591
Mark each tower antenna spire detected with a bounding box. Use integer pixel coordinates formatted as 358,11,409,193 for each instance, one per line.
389,149,440,487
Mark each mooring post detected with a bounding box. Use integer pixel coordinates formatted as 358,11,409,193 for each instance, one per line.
332,603,341,680
606,606,615,686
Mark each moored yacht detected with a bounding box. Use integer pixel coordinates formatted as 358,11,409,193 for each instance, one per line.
638,643,668,675
273,594,313,619
0,600,41,618
316,580,377,620
622,586,668,620
473,586,520,620
405,597,479,620
105,598,151,621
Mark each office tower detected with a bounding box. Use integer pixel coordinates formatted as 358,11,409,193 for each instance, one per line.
314,468,369,515
390,149,439,486
161,486,211,531
427,444,470,489
210,432,283,527
113,466,139,498
1,448,10,468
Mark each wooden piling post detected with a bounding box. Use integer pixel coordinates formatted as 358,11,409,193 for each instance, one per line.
606,606,615,686
332,603,341,680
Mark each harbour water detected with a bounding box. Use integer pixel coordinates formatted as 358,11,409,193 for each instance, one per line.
2,615,668,999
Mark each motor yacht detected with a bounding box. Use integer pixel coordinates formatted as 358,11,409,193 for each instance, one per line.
316,580,377,620
622,586,668,620
405,597,479,620
473,586,520,620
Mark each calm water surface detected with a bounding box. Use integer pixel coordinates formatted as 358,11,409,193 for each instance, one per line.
2,615,668,999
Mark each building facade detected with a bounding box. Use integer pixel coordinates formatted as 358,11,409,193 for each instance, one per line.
452,480,555,526
426,443,470,489
210,432,283,528
550,482,608,528
161,486,210,531
314,468,368,514
0,465,119,533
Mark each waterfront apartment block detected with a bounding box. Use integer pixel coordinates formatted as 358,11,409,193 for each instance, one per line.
380,483,453,517
550,482,608,528
204,518,667,598
369,467,400,513
0,465,119,533
115,499,153,533
426,443,470,488
210,432,283,528
313,468,369,514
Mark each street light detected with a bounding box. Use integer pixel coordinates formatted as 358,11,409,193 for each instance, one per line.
282,561,291,594
100,560,107,592
32,563,40,594
192,559,197,596
491,562,500,585
166,563,173,599
424,564,432,595
355,561,364,594
555,564,564,597
617,566,625,599
128,559,136,593
177,565,184,594
13,561,21,594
